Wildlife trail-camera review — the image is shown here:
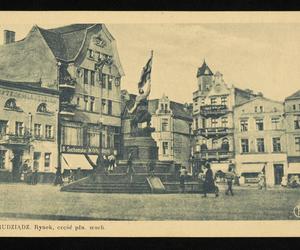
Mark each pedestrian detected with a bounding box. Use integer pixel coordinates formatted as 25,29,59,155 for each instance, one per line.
179,166,188,193
32,169,38,185
108,154,116,173
203,163,218,198
148,159,155,177
126,152,135,183
103,155,109,174
225,166,235,196
258,171,266,190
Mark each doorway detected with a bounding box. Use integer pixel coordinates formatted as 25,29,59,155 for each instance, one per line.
274,164,284,185
11,150,23,182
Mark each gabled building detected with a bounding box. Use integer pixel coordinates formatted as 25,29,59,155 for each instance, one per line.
192,60,258,173
284,90,300,179
234,96,287,185
0,24,124,172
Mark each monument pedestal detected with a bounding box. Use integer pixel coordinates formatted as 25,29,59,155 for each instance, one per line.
123,136,158,160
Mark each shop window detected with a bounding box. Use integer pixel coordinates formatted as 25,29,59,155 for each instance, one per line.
272,137,281,152
44,153,51,169
256,138,265,152
45,125,53,139
37,103,48,113
241,139,249,153
256,119,264,131
34,124,42,138
15,122,24,136
33,152,41,171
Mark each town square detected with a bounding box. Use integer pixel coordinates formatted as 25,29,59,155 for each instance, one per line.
0,19,299,221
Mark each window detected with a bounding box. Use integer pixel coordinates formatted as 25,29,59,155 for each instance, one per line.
115,77,120,87
212,139,218,149
34,124,42,138
256,138,265,152
88,49,94,58
107,100,112,115
37,103,48,113
293,104,296,110
211,118,218,127
101,99,106,114
295,137,300,152
87,131,99,147
259,106,263,112
162,118,169,131
194,98,198,106
0,120,8,135
44,153,51,169
76,97,80,106
201,98,205,105
83,69,89,84
33,152,41,171
15,122,24,136
221,117,228,127
108,76,113,90
255,106,258,112
210,97,217,105
0,150,6,169
256,119,264,131
102,74,107,88
62,126,83,146
221,96,227,105
91,71,95,86
84,95,88,111
272,137,281,152
162,142,169,155
202,118,206,129
4,98,17,109
90,97,95,112
271,117,280,130
241,139,249,153
195,119,198,130
160,104,164,110
45,125,53,139
294,119,300,130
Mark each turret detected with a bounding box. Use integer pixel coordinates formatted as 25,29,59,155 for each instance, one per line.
196,60,213,92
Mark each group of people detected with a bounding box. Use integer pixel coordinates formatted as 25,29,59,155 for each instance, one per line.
103,154,117,174
19,159,39,185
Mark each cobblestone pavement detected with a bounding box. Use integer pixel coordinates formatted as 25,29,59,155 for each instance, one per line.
0,183,299,220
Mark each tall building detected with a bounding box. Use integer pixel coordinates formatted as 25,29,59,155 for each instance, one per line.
192,60,258,172
0,24,125,172
0,80,59,182
234,96,287,185
284,90,300,179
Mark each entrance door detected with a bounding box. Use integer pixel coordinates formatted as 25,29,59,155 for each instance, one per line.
12,150,23,182
274,164,284,185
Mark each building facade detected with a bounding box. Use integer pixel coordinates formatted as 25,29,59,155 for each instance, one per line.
0,24,125,172
192,61,258,173
234,97,287,185
149,95,193,169
284,91,300,179
0,80,59,182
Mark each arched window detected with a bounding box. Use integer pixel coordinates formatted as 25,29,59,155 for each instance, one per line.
37,103,48,113
4,98,17,109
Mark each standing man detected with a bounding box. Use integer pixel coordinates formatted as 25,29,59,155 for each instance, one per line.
203,163,218,197
179,166,188,193
225,166,235,196
126,151,135,184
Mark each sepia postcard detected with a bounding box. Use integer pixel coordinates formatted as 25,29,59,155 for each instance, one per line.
0,11,299,237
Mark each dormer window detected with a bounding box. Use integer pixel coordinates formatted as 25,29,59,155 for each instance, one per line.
37,103,48,113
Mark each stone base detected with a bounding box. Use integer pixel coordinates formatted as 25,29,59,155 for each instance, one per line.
123,136,158,160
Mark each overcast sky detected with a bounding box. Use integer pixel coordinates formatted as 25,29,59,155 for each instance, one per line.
1,22,300,103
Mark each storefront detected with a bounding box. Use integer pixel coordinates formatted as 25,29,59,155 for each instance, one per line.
238,163,265,184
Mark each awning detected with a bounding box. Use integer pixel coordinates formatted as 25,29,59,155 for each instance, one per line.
287,163,300,174
211,163,229,173
61,154,94,170
240,163,265,173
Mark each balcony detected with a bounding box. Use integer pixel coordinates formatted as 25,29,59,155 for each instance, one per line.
60,102,77,116
59,77,76,89
194,127,233,138
194,149,233,161
0,133,31,146
200,105,229,117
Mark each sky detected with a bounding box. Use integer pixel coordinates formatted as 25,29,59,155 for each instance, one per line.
1,22,300,104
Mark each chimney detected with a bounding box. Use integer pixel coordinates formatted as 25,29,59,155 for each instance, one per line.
4,30,15,44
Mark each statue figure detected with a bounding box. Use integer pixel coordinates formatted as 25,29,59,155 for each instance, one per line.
128,81,152,131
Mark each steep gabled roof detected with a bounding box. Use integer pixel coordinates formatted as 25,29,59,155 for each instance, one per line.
197,60,213,77
285,90,300,101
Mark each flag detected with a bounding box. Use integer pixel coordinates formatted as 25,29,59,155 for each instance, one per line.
138,51,153,89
